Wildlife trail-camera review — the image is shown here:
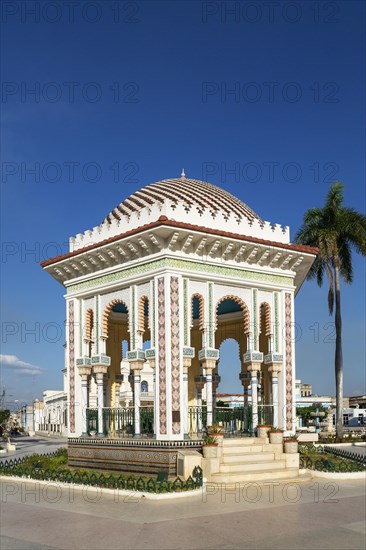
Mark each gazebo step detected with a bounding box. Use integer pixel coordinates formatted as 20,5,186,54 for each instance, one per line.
211,468,299,484
219,460,286,473
222,444,265,454
222,452,275,464
222,437,259,446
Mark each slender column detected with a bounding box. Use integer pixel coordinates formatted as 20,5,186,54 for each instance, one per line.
205,369,213,426
81,376,89,435
239,371,250,407
96,374,105,436
212,374,221,420
194,375,206,434
77,363,92,436
182,359,190,438
199,349,219,429
249,365,260,433
92,362,109,436
127,352,145,438
269,365,281,428
133,370,141,437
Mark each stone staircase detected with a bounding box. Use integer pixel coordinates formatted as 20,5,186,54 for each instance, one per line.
209,437,302,484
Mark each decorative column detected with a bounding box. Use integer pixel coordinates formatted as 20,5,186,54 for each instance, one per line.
239,371,250,407
76,357,92,436
194,374,206,434
212,374,221,419
244,349,263,434
115,374,123,408
127,349,146,438
199,348,219,428
145,348,156,435
182,347,195,438
92,354,111,436
264,352,283,428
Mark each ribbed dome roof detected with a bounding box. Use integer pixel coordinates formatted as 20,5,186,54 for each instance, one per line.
105,178,263,224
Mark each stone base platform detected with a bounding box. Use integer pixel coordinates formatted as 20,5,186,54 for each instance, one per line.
68,437,203,476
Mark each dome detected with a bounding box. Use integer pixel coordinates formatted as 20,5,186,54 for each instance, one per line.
104,177,263,225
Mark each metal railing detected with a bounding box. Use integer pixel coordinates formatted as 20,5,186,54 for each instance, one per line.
86,407,154,437
188,404,274,436
188,406,207,437
214,406,252,435
258,405,274,426
87,404,274,438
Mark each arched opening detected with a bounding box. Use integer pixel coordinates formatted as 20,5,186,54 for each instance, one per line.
213,296,252,434
217,338,242,397
103,300,129,409
141,380,148,393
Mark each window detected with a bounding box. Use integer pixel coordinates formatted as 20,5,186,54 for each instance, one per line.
141,381,148,393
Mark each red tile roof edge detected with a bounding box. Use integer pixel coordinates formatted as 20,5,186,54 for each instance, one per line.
40,216,319,268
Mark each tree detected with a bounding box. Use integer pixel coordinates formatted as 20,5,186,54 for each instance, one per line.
296,182,366,440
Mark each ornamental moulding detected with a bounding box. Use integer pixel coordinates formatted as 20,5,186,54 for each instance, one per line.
66,257,294,294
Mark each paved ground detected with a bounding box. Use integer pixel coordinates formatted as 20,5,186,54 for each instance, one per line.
1,476,365,549
0,435,67,462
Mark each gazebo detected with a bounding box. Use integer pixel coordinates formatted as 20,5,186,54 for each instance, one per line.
41,174,317,474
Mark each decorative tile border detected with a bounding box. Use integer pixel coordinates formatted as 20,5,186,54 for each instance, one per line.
67,258,293,294
274,292,279,352
151,279,156,347
253,289,258,349
285,293,293,430
208,282,213,347
68,300,75,433
95,295,99,354
69,437,202,448
183,278,188,346
79,299,83,355
170,276,180,434
157,277,167,434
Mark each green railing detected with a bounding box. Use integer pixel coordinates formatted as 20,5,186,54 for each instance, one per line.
188,404,273,436
86,407,154,437
214,406,252,435
86,408,98,434
258,405,274,426
140,407,154,435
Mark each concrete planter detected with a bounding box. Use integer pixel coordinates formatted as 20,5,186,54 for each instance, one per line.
269,431,284,445
258,425,271,439
202,445,218,459
284,440,298,454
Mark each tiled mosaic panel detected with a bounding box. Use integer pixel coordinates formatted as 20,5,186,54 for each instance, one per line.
69,300,75,432
170,276,180,434
158,277,167,434
285,293,293,430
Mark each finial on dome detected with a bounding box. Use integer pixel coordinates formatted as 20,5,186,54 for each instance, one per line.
180,168,186,180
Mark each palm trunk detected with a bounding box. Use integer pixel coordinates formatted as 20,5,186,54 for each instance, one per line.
334,264,343,441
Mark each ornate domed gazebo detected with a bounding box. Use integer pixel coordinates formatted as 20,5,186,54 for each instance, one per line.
42,174,317,475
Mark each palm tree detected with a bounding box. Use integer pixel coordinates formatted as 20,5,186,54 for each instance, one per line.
296,182,366,440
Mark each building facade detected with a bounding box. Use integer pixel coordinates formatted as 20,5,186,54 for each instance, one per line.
42,176,317,444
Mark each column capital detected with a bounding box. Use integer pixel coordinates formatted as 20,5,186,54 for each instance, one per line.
264,352,283,365
199,348,219,372
194,374,206,392
212,374,221,392
127,349,145,371
268,364,282,375
239,371,250,386
243,351,263,364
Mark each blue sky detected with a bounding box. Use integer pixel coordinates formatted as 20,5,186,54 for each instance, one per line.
1,0,365,406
